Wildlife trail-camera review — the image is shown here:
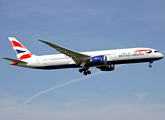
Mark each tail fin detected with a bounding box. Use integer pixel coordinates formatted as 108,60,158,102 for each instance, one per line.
8,37,33,61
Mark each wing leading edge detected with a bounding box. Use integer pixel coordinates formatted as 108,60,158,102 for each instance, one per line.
38,39,91,66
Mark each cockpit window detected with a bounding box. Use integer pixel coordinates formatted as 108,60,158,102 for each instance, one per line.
154,51,159,53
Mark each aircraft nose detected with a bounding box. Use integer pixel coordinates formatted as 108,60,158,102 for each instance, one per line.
160,53,164,59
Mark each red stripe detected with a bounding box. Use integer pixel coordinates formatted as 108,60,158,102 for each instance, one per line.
10,41,25,48
134,49,152,52
19,53,32,60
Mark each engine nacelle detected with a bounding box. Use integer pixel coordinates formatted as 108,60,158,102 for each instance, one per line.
90,55,107,65
97,64,115,71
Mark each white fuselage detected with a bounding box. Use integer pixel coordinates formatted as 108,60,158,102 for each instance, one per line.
17,47,163,69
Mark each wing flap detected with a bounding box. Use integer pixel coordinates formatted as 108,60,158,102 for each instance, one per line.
38,39,91,65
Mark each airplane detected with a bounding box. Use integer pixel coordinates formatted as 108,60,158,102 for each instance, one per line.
3,37,164,75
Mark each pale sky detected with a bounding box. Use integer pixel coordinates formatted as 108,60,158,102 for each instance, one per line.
1,0,165,120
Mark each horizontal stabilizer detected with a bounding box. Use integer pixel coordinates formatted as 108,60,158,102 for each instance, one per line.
2,57,27,63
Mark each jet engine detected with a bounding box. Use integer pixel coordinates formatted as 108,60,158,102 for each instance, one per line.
97,64,115,71
90,55,107,65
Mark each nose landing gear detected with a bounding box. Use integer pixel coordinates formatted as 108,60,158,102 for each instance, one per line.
149,61,153,68
79,67,91,75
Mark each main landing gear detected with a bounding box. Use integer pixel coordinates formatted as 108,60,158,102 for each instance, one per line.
79,67,91,75
149,61,153,68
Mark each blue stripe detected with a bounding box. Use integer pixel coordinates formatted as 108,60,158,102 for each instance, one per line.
16,50,26,54
147,51,152,54
34,64,78,70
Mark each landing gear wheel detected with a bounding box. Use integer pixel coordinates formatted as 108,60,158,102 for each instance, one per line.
79,69,83,73
149,61,153,68
87,70,91,74
83,71,91,75
149,64,152,68
79,67,91,75
83,71,88,75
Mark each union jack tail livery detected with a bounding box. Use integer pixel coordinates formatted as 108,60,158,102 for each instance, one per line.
8,37,33,61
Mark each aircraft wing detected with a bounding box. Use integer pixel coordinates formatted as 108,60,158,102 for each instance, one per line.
38,39,91,66
2,57,27,63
